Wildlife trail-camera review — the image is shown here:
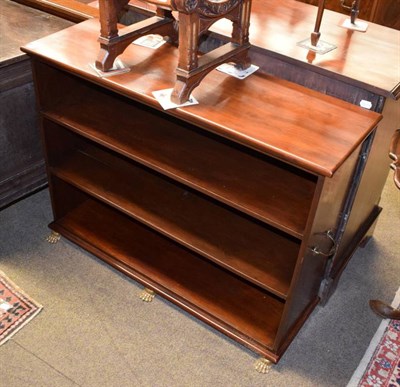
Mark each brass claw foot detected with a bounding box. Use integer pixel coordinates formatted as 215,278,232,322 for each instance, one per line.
46,231,61,244
140,288,156,302
254,358,272,374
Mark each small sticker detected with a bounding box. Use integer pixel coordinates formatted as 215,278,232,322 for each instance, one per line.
360,100,372,110
89,59,130,78
133,34,167,49
216,63,259,79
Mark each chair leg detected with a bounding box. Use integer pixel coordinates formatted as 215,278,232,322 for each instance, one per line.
171,12,200,104
231,0,252,71
96,0,128,71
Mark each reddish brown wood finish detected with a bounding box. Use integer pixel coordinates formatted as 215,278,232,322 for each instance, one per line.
95,0,252,103
275,145,360,352
50,199,285,356
24,20,382,364
299,0,375,21
45,131,300,299
372,0,400,30
297,0,400,30
21,19,381,177
37,63,316,237
210,0,400,99
206,0,399,304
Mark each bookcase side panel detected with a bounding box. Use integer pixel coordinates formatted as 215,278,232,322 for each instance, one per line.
273,143,362,354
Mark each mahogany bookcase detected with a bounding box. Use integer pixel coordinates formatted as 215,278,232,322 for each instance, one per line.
22,18,381,366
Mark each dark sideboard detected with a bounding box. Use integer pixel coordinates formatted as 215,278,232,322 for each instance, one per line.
0,0,72,209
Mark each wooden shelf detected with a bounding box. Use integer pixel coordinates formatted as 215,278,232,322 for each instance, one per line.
25,19,383,363
42,81,317,238
47,136,300,299
51,198,284,354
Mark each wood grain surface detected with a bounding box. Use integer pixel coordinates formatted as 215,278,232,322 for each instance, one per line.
22,18,381,177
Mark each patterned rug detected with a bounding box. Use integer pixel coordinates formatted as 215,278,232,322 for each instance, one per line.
0,271,43,346
347,287,400,387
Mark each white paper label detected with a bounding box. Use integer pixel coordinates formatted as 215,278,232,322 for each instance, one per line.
133,34,167,49
216,63,259,79
360,100,373,109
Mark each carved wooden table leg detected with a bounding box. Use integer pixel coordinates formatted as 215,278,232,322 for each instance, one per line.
311,0,326,46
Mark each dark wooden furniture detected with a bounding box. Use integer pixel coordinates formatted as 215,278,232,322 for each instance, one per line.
95,0,252,104
22,18,381,365
209,0,400,303
296,0,400,30
0,0,72,209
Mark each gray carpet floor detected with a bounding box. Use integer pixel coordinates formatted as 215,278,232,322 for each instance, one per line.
0,173,399,387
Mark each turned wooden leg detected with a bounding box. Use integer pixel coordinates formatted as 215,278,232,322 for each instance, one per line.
46,231,61,244
311,0,326,46
140,288,156,302
254,357,272,373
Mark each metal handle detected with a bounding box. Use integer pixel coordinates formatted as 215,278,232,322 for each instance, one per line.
340,0,353,11
310,230,337,257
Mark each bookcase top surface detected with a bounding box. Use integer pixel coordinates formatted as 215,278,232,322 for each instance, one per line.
22,18,382,177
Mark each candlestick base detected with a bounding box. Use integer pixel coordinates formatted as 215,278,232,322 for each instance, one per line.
297,38,337,54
